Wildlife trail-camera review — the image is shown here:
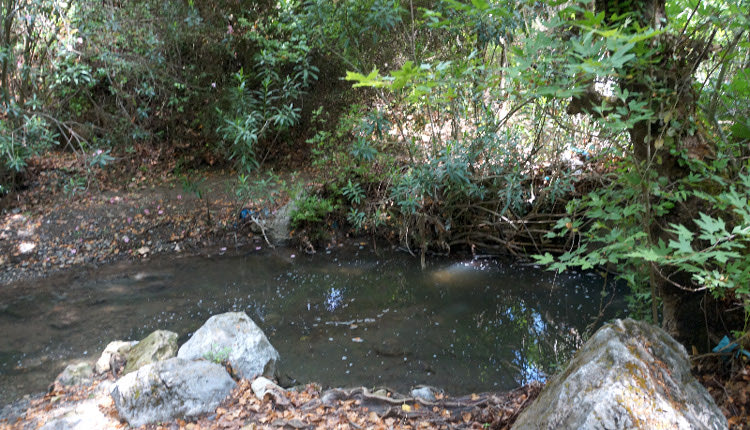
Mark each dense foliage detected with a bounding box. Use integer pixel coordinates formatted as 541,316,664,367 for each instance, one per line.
344,0,750,345
2,0,749,345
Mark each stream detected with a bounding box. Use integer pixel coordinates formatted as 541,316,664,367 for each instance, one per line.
0,246,627,406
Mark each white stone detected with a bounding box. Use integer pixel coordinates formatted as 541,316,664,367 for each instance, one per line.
251,376,284,400
512,318,728,430
410,386,437,402
111,358,235,427
178,312,279,379
95,340,137,374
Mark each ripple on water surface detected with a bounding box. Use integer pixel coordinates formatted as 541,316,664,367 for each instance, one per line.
0,248,626,406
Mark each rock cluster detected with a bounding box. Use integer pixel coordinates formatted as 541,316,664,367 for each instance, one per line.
42,314,727,429
104,312,280,426
46,311,278,427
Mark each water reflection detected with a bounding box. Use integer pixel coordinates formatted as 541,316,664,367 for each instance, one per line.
0,249,626,406
324,287,345,312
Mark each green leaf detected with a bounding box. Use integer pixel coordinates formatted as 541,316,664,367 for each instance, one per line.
390,61,421,90
470,0,490,10
668,223,695,255
345,68,390,88
625,245,669,262
533,253,555,265
694,212,726,237
730,119,750,140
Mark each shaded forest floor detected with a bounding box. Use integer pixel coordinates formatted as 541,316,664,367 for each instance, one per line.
0,149,749,429
0,150,298,286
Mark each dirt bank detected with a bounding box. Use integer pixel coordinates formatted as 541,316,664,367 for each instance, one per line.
1,164,275,286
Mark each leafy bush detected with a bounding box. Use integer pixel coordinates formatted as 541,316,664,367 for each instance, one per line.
289,193,340,243
291,195,338,229
342,1,581,253
520,0,750,331
0,113,58,193
303,0,406,70
216,2,318,173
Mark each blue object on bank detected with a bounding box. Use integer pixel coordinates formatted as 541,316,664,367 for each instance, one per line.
239,208,256,220
713,335,750,359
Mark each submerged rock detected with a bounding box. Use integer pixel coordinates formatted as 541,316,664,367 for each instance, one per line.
178,312,279,379
111,358,236,427
123,330,178,375
373,338,410,357
95,340,137,374
54,362,93,387
512,318,727,430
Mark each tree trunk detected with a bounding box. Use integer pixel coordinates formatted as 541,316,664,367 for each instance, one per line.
594,0,713,346
1,0,18,106
627,85,711,347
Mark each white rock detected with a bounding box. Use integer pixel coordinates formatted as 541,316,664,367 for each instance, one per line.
39,398,109,430
267,201,297,245
39,381,116,430
178,312,279,379
512,318,728,430
410,386,437,402
95,340,137,374
251,376,284,400
111,357,236,427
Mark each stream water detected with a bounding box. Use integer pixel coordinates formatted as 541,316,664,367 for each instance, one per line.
0,246,626,406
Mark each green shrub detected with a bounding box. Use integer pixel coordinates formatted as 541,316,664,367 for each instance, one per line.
291,195,338,230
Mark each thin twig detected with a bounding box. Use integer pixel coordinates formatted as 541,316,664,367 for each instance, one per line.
249,215,274,248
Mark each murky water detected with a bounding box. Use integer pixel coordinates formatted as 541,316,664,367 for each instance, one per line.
0,247,626,406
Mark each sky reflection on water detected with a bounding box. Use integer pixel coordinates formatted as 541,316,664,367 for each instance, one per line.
0,248,626,406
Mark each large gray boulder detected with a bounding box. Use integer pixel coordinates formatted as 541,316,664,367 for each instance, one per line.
178,312,279,379
513,318,727,430
123,330,178,375
111,357,236,427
